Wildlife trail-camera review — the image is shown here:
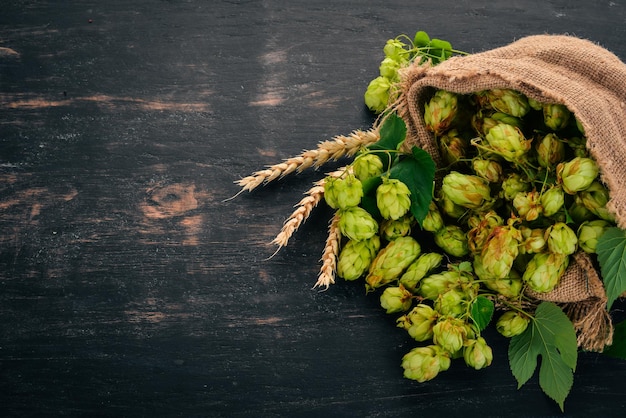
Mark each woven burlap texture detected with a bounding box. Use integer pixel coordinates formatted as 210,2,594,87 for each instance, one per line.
394,34,626,352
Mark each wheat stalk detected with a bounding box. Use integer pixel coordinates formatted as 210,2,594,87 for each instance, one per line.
232,128,379,196
267,167,349,260
313,211,341,290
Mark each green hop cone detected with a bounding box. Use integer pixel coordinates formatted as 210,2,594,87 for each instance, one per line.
484,123,532,164
324,173,363,209
536,133,566,168
540,185,565,217
557,156,599,194
438,190,467,220
418,271,458,300
422,201,445,233
546,222,578,255
480,222,522,279
467,210,504,255
424,90,459,135
500,172,531,201
432,317,468,353
380,285,414,314
441,171,492,210
519,226,547,254
471,158,503,183
337,236,381,281
522,252,569,293
397,303,438,341
439,129,468,166
338,206,378,241
513,190,543,222
568,200,596,224
364,76,392,114
399,252,444,292
353,153,384,182
496,310,530,338
376,178,412,220
463,337,493,370
379,57,402,80
380,214,414,241
473,256,523,298
543,103,571,131
434,224,469,258
401,345,451,383
577,181,616,222
434,288,467,318
383,38,410,62
528,97,543,111
577,219,611,254
477,89,530,118
365,236,421,291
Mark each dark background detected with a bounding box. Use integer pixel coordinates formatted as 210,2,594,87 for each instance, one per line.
1,1,626,417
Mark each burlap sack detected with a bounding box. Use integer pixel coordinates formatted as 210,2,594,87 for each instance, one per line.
393,34,626,351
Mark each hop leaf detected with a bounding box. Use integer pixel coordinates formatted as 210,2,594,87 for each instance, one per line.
596,227,626,310
508,302,578,412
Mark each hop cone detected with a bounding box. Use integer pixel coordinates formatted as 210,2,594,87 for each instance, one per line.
380,214,414,241
366,236,421,291
477,89,530,118
397,304,438,341
557,157,598,194
401,345,451,383
496,311,530,337
464,337,493,370
577,181,615,222
424,90,459,135
338,206,378,241
399,252,444,292
536,133,566,168
513,190,543,222
376,178,412,220
480,223,522,279
467,210,503,254
422,201,445,233
324,174,363,209
353,154,384,182
434,225,469,258
543,103,571,131
441,171,492,210
419,271,460,300
364,76,392,114
434,289,467,318
522,252,569,293
577,219,611,254
380,285,413,314
519,226,547,254
484,123,532,163
439,129,468,166
432,317,468,353
500,172,531,201
337,236,381,281
546,222,578,255
472,158,503,183
540,185,565,217
473,256,522,298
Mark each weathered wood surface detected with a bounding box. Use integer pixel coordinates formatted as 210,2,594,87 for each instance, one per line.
1,1,626,416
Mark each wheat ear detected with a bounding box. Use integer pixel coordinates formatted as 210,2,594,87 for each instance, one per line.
267,167,349,259
313,211,341,290
232,128,379,196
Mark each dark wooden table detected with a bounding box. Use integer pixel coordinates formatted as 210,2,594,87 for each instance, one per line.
2,1,626,417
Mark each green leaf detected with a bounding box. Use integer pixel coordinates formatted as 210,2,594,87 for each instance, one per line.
388,147,435,225
470,296,494,331
429,38,453,61
508,302,578,412
368,113,407,153
413,30,430,48
596,227,626,310
602,319,626,359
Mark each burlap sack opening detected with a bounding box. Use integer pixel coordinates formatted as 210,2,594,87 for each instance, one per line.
390,34,626,352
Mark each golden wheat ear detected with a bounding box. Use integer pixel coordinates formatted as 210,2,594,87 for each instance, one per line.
229,128,379,198
313,211,341,291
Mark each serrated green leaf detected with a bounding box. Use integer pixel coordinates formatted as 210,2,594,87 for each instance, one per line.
368,113,407,153
602,319,626,359
430,38,453,61
596,227,626,310
508,302,577,412
388,147,435,225
470,296,494,331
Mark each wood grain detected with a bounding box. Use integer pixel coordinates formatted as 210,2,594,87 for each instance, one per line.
2,0,626,416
